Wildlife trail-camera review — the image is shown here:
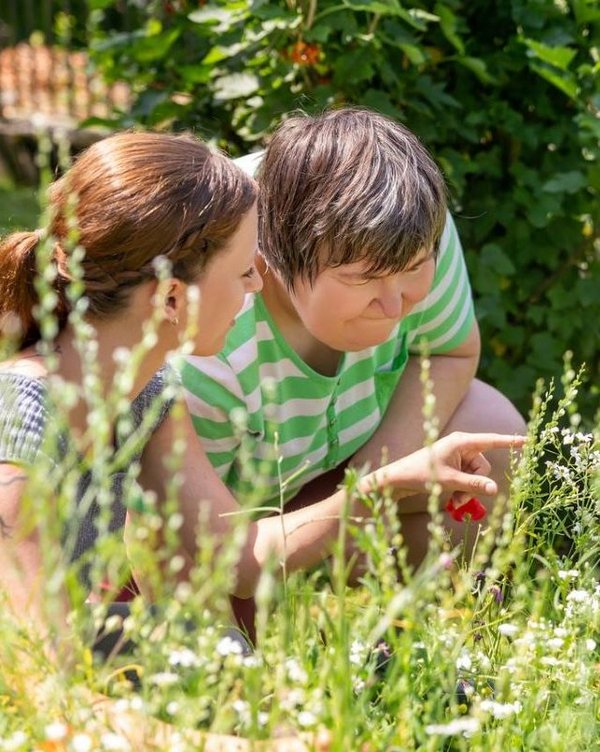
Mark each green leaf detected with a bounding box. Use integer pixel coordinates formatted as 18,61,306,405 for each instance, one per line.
480,243,516,276
530,63,579,99
542,171,588,194
188,6,239,32
342,0,404,15
213,72,260,101
457,56,497,85
435,2,464,55
202,44,244,65
523,39,577,71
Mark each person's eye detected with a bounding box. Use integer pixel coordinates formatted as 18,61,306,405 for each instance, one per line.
242,266,256,279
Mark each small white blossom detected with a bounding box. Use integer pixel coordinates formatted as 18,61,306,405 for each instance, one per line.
45,722,68,741
547,637,564,650
2,731,28,751
216,635,244,657
425,718,480,736
100,733,130,751
557,569,579,580
480,700,522,719
285,658,308,684
349,640,368,666
297,710,317,728
149,671,179,687
70,734,93,752
585,639,596,652
456,650,472,671
169,648,200,668
498,623,519,637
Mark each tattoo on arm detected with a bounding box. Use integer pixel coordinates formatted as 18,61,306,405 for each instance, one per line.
0,471,27,539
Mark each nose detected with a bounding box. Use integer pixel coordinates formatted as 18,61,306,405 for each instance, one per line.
377,280,404,319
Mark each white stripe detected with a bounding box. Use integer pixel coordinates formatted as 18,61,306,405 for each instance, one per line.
258,357,306,381
410,216,460,315
184,356,245,402
245,384,263,416
254,429,323,461
184,390,228,422
335,377,375,414
201,435,240,455
227,337,258,373
414,295,472,351
408,266,466,336
267,394,331,419
338,409,381,447
234,151,264,177
256,319,275,342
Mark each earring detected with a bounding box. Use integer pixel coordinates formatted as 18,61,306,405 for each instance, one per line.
171,316,179,326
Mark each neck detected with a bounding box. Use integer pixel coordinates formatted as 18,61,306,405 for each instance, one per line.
260,271,341,377
53,313,173,440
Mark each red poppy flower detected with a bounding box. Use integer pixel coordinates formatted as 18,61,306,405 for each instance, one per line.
445,496,487,522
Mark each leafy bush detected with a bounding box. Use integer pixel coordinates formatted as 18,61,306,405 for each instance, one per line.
85,0,599,421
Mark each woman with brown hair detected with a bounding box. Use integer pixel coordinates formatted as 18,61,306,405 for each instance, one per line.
0,130,523,645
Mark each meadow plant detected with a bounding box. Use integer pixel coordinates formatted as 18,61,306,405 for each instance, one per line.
0,145,598,751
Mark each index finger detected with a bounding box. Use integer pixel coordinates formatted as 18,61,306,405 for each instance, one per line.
453,432,527,451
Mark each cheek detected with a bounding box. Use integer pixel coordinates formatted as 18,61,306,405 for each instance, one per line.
405,267,436,302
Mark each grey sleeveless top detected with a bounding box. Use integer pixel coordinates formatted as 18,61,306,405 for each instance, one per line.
0,367,176,565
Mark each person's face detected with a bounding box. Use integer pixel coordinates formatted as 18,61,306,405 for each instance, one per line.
192,203,262,356
289,249,436,351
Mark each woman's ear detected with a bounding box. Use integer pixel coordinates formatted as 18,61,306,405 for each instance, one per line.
162,278,186,325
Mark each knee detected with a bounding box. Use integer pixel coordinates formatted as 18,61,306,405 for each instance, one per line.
447,379,527,437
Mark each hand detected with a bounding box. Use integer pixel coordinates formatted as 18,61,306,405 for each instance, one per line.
368,431,526,500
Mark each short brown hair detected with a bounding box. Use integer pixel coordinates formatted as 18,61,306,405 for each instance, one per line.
0,131,256,348
258,107,447,289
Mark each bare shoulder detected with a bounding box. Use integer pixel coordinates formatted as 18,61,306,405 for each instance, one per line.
0,349,48,380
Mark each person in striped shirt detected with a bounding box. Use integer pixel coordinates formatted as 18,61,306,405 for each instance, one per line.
180,108,526,570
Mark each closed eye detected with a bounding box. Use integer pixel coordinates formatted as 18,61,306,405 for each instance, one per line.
242,266,257,279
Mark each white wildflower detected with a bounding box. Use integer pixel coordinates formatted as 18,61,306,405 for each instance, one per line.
100,733,130,751
585,639,596,652
480,700,522,719
425,717,480,736
232,699,250,725
45,722,68,741
285,657,308,684
349,640,367,666
149,671,179,687
2,731,28,751
169,648,200,668
498,623,519,637
166,701,180,716
557,569,579,580
547,637,564,650
71,734,93,752
297,711,317,728
216,635,244,657
456,650,472,671
567,590,589,604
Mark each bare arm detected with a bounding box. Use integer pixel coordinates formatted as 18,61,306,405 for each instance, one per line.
136,398,523,598
352,320,481,468
0,463,64,635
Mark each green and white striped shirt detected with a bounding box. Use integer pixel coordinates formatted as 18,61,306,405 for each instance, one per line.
179,211,474,507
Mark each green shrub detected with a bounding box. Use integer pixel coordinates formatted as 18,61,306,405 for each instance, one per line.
86,0,599,421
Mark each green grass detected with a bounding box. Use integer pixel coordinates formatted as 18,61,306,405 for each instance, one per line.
0,179,40,235
0,245,598,750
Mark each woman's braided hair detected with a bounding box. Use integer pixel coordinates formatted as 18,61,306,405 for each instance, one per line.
0,131,256,348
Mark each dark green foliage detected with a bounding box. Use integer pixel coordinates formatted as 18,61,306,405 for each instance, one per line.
71,1,600,420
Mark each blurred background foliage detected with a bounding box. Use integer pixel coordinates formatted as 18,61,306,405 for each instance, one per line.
1,0,598,422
